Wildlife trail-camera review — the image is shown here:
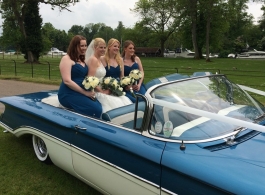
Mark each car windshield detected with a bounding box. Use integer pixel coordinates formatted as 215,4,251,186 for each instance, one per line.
149,75,265,141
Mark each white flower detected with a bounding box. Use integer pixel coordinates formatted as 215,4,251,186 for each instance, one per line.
104,77,111,85
84,82,91,90
90,79,99,88
82,76,99,90
129,69,142,81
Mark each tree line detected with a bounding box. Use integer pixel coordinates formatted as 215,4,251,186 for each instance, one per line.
0,0,265,63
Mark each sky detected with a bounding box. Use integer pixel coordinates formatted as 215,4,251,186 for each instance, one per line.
38,0,264,32
39,0,139,31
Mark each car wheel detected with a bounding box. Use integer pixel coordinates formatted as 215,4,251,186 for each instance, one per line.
32,135,52,164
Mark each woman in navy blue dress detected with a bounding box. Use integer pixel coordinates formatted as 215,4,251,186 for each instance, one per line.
101,38,124,80
58,35,102,118
122,40,146,102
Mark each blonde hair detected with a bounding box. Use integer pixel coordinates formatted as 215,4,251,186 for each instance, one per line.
105,38,123,71
93,38,106,50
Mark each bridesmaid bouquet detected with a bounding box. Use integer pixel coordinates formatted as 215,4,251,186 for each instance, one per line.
101,77,125,96
129,69,143,85
82,76,100,100
120,76,136,97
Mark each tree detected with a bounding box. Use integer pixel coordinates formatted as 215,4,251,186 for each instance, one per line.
132,0,180,56
0,8,22,52
83,23,106,43
21,0,43,62
42,22,72,53
114,21,125,45
0,0,79,63
94,25,115,42
42,23,56,53
257,5,265,50
68,25,84,36
223,0,253,53
176,0,201,59
122,22,155,47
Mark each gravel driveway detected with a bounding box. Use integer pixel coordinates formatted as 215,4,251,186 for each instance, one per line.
0,80,59,113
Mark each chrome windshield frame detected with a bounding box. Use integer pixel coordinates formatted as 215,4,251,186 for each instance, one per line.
142,74,265,143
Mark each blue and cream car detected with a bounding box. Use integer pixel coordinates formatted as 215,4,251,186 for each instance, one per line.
1,73,265,194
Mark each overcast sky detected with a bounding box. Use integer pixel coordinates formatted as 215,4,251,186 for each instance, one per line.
38,0,264,32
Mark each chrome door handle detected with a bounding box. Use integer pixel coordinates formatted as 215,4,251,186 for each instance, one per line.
74,125,87,130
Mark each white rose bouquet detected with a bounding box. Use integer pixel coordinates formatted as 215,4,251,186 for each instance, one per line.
129,69,143,85
120,76,136,97
82,76,100,100
101,77,125,96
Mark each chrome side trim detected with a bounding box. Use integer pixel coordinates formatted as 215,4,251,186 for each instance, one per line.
0,121,13,133
161,187,178,195
142,130,238,144
4,125,71,146
71,144,160,188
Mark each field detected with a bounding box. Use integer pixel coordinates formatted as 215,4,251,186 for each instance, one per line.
0,55,265,194
1,55,265,102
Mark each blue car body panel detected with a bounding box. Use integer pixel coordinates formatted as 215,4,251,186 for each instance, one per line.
72,121,165,185
0,91,165,186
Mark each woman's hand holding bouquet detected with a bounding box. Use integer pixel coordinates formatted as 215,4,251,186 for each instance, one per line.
129,69,143,92
82,76,100,101
120,76,136,97
101,77,125,96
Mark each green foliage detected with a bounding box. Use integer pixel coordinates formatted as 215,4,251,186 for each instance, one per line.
132,0,180,56
114,21,125,42
122,22,156,47
94,25,115,42
222,0,254,53
0,0,22,52
42,23,71,53
0,0,265,61
0,0,78,62
22,0,43,61
68,25,84,35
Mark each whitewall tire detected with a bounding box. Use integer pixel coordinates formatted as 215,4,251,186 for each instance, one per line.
32,135,52,164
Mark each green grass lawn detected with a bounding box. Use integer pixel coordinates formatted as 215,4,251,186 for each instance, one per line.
0,131,102,195
1,55,265,89
0,55,265,194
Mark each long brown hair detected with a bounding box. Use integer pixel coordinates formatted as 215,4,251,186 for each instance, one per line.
105,38,123,70
122,40,136,62
67,35,86,62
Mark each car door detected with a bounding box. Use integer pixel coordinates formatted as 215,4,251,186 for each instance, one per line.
71,117,165,195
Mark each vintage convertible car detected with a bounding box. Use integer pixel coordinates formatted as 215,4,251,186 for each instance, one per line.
1,73,265,195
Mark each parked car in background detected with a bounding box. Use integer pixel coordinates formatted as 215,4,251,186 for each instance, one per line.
164,50,175,57
202,53,219,58
228,49,265,59
5,50,16,54
1,72,265,194
175,48,195,58
47,47,66,56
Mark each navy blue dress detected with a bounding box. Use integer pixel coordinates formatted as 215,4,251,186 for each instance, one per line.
58,63,102,118
124,62,146,102
105,65,121,81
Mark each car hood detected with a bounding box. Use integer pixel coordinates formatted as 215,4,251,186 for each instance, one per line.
162,132,265,194
212,132,265,168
